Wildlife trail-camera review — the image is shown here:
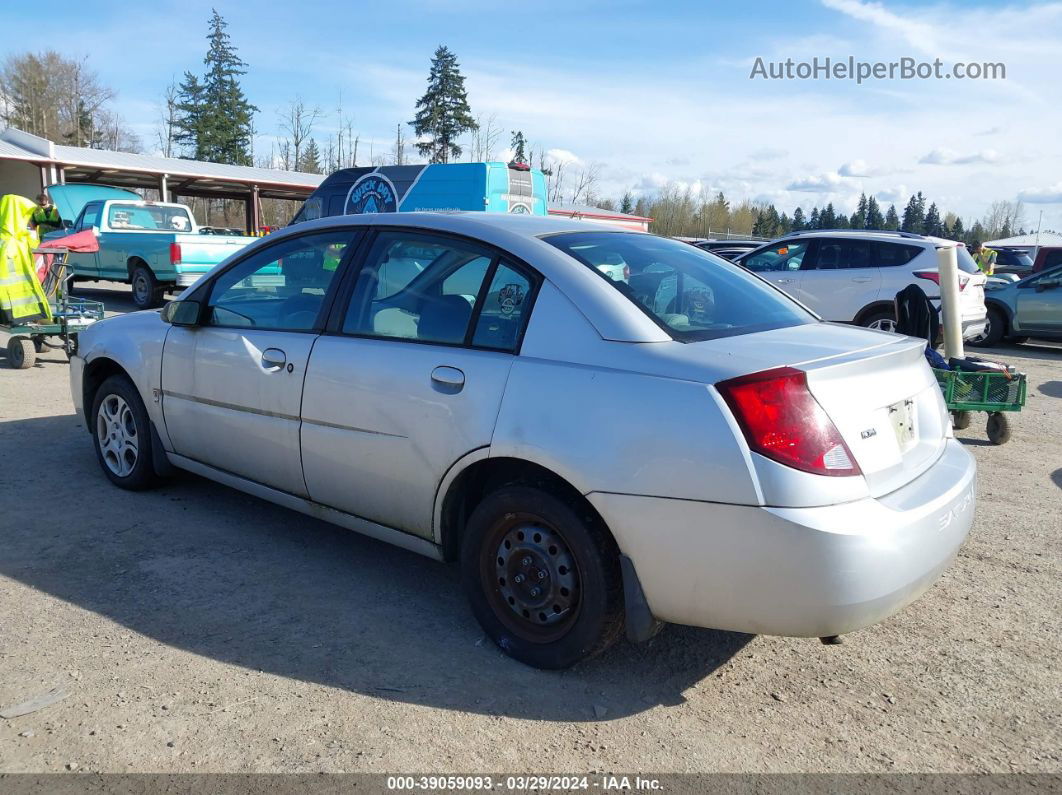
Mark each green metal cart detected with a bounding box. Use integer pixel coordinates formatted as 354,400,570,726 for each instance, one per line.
3,248,104,369
933,366,1026,445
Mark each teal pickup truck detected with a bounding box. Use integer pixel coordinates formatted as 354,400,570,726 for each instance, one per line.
45,185,256,309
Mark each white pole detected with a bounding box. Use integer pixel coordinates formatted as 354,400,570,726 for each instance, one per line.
938,245,964,360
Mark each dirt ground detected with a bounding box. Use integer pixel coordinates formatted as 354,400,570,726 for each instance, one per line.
1,282,1060,775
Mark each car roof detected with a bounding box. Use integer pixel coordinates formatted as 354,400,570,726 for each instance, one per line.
254,212,672,344
780,229,937,244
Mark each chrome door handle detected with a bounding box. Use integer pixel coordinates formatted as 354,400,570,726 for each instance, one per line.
261,348,287,370
851,276,873,283
775,278,795,284
431,366,465,392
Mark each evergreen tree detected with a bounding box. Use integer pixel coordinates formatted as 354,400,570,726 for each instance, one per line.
509,130,528,164
809,207,820,229
299,138,323,173
620,192,634,215
791,207,806,231
779,212,791,234
751,210,767,238
901,192,926,233
951,216,965,241
819,203,837,228
884,204,900,230
173,71,206,158
923,202,943,237
968,221,986,247
865,196,884,229
174,11,257,164
410,46,477,164
851,193,869,229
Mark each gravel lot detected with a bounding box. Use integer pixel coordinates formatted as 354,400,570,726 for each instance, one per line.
1,282,1059,774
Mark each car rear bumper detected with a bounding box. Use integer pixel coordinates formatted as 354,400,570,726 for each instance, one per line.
961,315,988,341
588,438,975,637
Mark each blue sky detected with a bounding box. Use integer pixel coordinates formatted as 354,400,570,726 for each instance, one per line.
3,0,1061,229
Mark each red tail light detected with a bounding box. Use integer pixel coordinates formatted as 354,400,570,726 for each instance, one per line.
914,270,968,291
717,367,861,477
169,243,182,265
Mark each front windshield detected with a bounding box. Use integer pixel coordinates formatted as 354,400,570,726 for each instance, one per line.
108,203,193,232
544,231,816,341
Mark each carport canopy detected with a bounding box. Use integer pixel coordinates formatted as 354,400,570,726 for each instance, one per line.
0,127,324,234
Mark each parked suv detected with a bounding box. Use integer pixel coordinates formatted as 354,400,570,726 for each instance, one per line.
735,231,988,339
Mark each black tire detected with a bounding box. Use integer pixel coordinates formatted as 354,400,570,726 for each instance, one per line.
1007,336,1029,344
860,308,897,334
461,485,624,669
90,374,161,490
7,336,35,369
952,411,972,431
971,306,1006,348
986,412,1012,445
130,264,164,310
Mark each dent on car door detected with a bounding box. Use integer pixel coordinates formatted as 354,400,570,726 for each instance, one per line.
161,229,357,495
300,229,536,538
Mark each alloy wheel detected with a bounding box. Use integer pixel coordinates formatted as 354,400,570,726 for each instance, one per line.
869,317,897,333
96,394,139,477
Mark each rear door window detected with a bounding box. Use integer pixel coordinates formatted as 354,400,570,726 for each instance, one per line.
810,239,874,269
873,242,922,267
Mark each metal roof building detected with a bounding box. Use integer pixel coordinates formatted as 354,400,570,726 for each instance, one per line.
0,127,324,233
984,231,1062,249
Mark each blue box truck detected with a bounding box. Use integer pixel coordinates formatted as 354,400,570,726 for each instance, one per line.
290,161,547,224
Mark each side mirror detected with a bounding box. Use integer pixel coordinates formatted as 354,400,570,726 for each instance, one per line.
1036,279,1059,292
161,300,201,326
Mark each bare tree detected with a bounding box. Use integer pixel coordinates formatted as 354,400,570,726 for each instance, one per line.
156,80,179,156
278,96,320,172
468,114,502,162
570,162,602,206
391,123,407,165
1,51,131,148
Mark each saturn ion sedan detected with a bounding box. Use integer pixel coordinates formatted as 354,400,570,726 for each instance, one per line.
71,212,976,669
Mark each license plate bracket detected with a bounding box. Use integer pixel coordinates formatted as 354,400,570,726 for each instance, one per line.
889,398,917,451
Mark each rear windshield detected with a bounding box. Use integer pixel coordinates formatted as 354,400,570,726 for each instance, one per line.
954,246,980,274
544,231,816,341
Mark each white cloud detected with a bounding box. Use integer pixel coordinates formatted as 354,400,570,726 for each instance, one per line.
821,0,944,57
919,148,999,166
786,172,844,192
838,159,870,177
1018,183,1062,204
875,185,909,204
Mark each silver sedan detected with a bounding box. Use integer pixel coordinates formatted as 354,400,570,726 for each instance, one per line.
70,213,976,669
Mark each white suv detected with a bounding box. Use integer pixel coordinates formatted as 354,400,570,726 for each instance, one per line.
735,231,989,339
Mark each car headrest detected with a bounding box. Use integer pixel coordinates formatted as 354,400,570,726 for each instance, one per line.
418,294,472,343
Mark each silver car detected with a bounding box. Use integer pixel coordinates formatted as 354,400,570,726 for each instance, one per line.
70,213,976,669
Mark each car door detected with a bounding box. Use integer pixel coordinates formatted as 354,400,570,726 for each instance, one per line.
1014,267,1062,333
796,237,881,321
161,229,358,496
738,239,813,301
67,201,104,277
300,229,537,538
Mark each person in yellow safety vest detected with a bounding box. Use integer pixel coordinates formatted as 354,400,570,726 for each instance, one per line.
0,194,52,325
972,242,997,276
30,191,62,240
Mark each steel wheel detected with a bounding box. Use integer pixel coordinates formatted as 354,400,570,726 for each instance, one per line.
480,512,584,644
132,270,151,307
96,393,139,477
